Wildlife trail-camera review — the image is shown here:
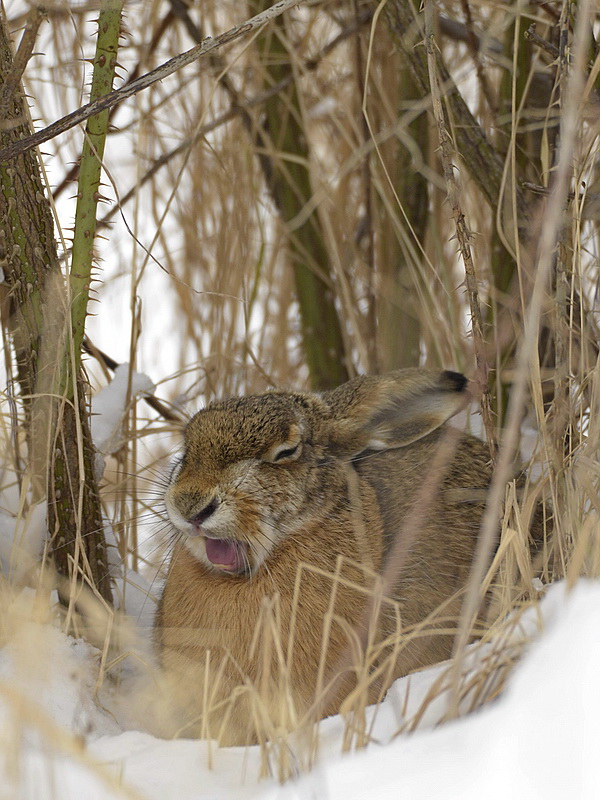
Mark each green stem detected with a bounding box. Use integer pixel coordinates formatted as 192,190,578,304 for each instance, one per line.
251,2,349,390
377,63,428,370
69,0,123,387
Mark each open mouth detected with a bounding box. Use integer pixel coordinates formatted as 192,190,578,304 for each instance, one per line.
204,536,249,574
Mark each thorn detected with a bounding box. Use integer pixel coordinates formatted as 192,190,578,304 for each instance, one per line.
93,192,113,204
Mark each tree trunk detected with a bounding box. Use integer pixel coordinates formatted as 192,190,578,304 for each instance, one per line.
250,1,350,390
0,9,112,605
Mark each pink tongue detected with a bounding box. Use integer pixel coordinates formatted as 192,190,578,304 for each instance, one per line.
204,538,245,571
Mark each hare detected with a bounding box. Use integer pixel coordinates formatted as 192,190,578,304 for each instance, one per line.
156,369,501,744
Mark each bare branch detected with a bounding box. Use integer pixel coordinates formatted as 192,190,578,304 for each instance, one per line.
92,14,375,233
438,14,503,55
0,0,307,162
0,5,46,118
524,22,560,59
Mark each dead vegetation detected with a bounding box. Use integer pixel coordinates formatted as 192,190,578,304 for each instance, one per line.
0,0,599,784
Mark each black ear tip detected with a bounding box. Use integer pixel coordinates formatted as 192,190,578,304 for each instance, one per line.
441,370,468,393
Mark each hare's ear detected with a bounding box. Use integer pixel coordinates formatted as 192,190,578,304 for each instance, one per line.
323,369,469,457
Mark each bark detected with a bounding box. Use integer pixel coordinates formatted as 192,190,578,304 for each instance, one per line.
0,8,112,604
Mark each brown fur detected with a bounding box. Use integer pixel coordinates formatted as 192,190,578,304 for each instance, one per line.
156,369,504,744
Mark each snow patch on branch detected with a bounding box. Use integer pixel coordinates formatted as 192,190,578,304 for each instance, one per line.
91,364,154,456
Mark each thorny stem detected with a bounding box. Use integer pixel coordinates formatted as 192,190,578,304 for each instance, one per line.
48,0,125,608
68,0,124,388
67,0,123,388
423,0,497,458
0,5,114,604
0,6,46,121
52,7,177,201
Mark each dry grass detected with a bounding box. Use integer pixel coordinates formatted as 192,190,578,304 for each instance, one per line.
1,0,600,789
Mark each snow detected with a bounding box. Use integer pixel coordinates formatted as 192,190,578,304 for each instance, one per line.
0,579,598,800
267,581,600,800
91,364,155,456
0,502,46,583
1,362,155,585
0,602,118,743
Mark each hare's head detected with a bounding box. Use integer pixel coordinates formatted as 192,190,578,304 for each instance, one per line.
165,369,469,576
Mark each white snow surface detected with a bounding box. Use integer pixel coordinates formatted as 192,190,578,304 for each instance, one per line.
0,579,597,799
0,598,118,743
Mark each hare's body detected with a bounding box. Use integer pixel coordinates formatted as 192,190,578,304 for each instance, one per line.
156,370,495,743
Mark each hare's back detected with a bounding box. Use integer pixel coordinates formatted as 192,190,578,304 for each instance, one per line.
354,430,492,571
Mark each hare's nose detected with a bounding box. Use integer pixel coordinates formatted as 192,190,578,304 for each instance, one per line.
190,498,219,527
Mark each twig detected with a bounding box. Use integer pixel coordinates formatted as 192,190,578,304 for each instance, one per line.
524,23,560,59
423,0,497,459
0,5,46,118
438,14,503,55
0,0,307,162
523,180,600,219
457,0,498,113
382,0,529,227
531,0,563,23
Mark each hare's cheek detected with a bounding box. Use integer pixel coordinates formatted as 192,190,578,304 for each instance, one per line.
253,469,304,514
168,455,184,484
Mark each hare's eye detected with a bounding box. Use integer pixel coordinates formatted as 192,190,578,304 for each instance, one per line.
270,442,301,463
